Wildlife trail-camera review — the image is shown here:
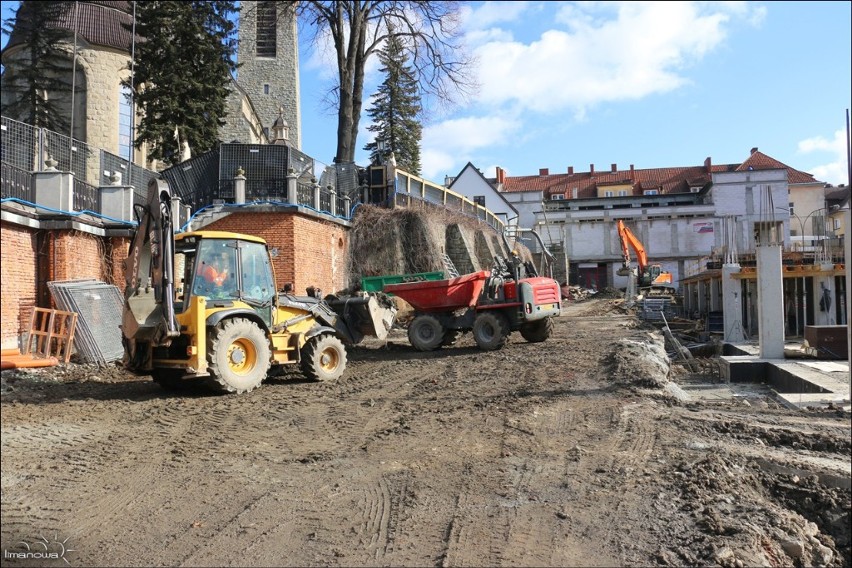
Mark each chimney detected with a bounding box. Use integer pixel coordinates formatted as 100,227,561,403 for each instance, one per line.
750,147,758,155
630,164,635,180
496,166,505,184
589,164,595,176
568,166,574,175
539,168,549,176
611,163,617,173
704,157,712,173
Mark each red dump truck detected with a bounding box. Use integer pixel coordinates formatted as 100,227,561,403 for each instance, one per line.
383,255,561,351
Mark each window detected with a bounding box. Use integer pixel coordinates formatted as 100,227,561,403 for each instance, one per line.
643,189,659,195
256,3,277,57
118,84,133,160
788,202,794,215
550,194,564,200
604,190,613,197
473,195,485,206
263,84,270,95
617,190,627,197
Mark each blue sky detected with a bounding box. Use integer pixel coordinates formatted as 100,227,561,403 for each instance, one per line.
4,1,851,186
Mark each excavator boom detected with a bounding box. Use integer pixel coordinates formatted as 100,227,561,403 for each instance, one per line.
616,220,648,273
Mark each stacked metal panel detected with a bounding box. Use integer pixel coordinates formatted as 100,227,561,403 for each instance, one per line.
47,280,125,365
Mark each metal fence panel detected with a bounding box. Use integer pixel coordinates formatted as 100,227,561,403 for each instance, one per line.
1,162,34,202
47,280,125,365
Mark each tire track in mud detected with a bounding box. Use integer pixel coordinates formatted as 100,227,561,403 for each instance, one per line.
356,470,411,564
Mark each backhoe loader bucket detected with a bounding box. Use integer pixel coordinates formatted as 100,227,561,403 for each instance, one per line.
326,294,397,342
616,266,632,276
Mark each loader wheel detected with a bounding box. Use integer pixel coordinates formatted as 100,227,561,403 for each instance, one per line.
519,317,554,343
300,334,347,382
473,311,510,351
408,315,445,351
151,369,186,391
207,318,270,394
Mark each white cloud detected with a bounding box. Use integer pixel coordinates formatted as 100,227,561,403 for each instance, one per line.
799,130,850,186
420,115,521,179
472,2,754,114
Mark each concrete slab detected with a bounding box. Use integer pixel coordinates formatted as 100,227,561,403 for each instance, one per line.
718,351,850,411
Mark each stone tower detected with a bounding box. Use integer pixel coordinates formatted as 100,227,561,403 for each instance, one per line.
222,0,301,148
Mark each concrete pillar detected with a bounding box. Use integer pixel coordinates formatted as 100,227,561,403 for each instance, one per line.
312,179,320,210
287,171,298,204
234,173,246,204
329,187,337,216
100,184,134,222
757,245,784,358
34,168,74,212
170,196,183,232
814,264,837,325
342,195,351,218
722,264,745,342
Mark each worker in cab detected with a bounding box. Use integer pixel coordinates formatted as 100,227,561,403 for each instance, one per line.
195,251,234,298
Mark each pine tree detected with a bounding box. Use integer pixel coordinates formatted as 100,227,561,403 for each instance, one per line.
363,31,422,175
124,1,238,166
1,1,74,133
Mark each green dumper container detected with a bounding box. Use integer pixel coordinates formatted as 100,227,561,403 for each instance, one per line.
361,271,445,294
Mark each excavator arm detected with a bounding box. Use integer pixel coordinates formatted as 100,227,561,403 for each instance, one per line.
121,178,180,371
616,220,648,274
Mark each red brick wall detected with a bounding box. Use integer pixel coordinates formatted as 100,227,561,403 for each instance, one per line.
0,222,131,350
205,211,350,295
1,222,38,349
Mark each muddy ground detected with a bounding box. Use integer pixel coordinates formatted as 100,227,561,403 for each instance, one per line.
1,298,849,567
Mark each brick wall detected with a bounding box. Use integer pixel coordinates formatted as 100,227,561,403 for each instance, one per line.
0,222,130,350
1,222,38,349
205,211,350,295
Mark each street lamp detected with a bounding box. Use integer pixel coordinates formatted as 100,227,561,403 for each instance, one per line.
776,206,829,262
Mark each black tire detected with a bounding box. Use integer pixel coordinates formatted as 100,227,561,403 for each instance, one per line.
151,369,186,390
407,315,445,351
300,334,347,382
207,318,270,394
519,317,554,343
472,311,510,351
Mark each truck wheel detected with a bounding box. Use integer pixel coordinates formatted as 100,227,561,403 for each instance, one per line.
519,317,554,343
207,318,270,394
151,369,186,390
301,334,347,382
473,311,510,351
408,315,445,351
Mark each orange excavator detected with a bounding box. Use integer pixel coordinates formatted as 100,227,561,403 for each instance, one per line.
615,220,676,296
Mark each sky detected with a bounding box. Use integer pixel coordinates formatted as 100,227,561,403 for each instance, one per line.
3,1,851,187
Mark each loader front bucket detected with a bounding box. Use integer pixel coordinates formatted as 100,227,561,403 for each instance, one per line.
326,294,397,342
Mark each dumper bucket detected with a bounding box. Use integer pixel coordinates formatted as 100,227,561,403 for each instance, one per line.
326,294,397,342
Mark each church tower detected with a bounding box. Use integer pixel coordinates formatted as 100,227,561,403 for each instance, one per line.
228,0,301,148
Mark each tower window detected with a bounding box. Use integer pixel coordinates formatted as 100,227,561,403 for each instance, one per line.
256,3,277,58
264,84,270,95
118,84,133,161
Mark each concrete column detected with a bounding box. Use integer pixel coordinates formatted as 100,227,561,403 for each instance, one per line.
329,187,337,216
287,171,298,204
814,264,837,325
757,245,784,358
100,184,134,222
34,169,74,212
234,174,246,204
342,195,351,218
721,264,745,342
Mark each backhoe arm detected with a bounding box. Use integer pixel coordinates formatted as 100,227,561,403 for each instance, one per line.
616,220,648,273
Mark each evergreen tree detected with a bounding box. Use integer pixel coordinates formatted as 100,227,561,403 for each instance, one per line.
124,1,238,166
1,1,73,133
363,31,422,175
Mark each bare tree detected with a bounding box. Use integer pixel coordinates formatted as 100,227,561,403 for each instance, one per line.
286,1,476,164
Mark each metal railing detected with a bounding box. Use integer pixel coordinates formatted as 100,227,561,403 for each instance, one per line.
73,178,99,212
1,162,34,202
392,169,505,231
